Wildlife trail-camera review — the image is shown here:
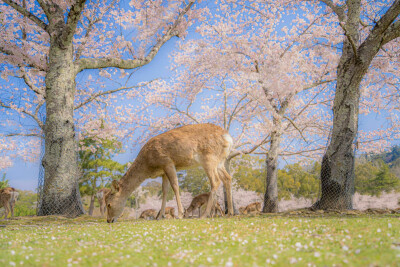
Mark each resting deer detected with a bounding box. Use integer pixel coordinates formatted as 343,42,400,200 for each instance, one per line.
184,192,224,218
105,123,234,223
96,188,111,217
0,187,19,219
157,207,176,219
139,209,157,220
239,202,262,215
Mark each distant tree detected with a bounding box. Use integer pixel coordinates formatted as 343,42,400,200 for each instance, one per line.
369,164,400,197
0,173,10,189
355,159,400,196
142,180,174,201
231,155,265,194
178,168,210,197
79,135,127,215
355,161,380,195
277,163,320,201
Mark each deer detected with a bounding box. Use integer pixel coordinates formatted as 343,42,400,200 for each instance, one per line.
0,187,19,219
105,123,234,223
157,206,176,219
96,188,111,217
184,192,224,218
139,209,157,220
239,202,262,215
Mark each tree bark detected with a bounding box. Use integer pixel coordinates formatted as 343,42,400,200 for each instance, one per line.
262,124,282,213
88,194,95,216
313,55,369,210
38,20,84,216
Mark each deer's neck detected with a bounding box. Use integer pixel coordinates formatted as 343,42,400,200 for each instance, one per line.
118,157,149,198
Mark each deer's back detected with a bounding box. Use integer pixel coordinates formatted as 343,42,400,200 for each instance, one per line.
138,124,232,171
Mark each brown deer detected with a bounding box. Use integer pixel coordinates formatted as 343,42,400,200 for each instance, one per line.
105,123,234,223
157,207,176,219
96,188,111,217
184,192,225,218
0,187,19,219
139,209,157,220
239,202,262,215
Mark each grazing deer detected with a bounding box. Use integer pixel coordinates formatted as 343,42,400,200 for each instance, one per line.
0,187,19,219
239,202,262,215
184,192,225,218
157,206,176,219
96,188,111,217
139,209,157,220
105,123,234,223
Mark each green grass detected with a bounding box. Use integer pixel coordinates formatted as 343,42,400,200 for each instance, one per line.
1,214,400,266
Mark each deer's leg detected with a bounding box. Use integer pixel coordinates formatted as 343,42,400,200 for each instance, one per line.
164,164,184,219
4,203,9,219
201,170,221,219
218,168,234,216
157,175,169,220
10,201,15,218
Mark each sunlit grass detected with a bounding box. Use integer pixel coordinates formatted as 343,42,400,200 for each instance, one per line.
1,214,399,266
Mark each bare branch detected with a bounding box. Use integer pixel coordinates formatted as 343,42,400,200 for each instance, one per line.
284,116,307,143
1,0,48,32
74,80,157,110
3,133,43,138
228,135,270,160
0,99,44,129
18,67,45,97
316,0,346,21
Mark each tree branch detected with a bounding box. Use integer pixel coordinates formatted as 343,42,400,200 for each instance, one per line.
317,0,346,21
283,116,307,143
1,0,48,32
3,133,43,138
75,1,195,72
18,67,45,97
74,80,156,110
370,0,400,38
0,100,44,129
63,0,87,44
382,20,400,45
228,135,270,160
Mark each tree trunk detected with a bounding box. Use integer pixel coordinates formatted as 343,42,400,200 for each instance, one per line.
263,126,282,213
313,43,371,210
88,194,95,216
38,32,84,216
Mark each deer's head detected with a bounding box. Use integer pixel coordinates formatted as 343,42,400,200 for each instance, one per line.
105,180,125,223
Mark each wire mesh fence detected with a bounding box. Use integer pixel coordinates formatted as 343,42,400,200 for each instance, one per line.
36,138,85,217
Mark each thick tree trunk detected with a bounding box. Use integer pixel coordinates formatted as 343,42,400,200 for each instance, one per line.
88,194,95,216
38,35,84,216
262,127,282,213
313,40,372,210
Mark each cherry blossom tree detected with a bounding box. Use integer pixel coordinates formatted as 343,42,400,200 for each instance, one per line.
141,0,337,211
290,0,400,210
0,0,200,216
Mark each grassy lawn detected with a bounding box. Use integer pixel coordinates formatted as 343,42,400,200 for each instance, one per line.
1,214,400,266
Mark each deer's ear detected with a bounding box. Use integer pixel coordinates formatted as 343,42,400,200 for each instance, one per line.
111,180,120,193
